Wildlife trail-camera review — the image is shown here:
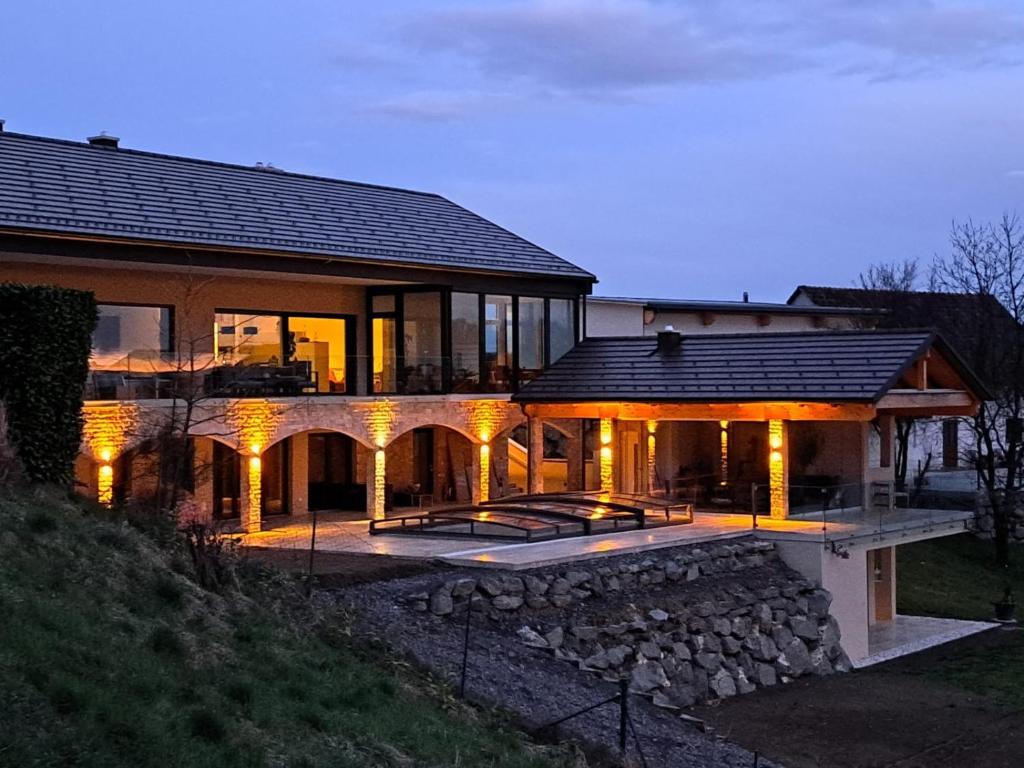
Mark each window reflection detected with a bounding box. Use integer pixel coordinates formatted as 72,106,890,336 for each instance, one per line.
451,292,480,392
484,295,513,392
402,292,443,394
91,304,172,369
549,298,576,363
518,297,545,383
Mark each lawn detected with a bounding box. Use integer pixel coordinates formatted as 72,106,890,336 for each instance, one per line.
897,532,1024,710
0,488,572,768
897,532,1024,620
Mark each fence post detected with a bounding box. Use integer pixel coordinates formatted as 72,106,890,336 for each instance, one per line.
618,678,629,754
459,596,472,697
305,506,319,598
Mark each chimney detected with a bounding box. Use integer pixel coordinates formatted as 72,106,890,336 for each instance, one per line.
742,291,749,303
656,325,681,355
0,119,5,132
87,132,119,148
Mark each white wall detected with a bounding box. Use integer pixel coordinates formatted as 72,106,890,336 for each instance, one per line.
585,302,646,337
776,540,871,662
585,299,857,338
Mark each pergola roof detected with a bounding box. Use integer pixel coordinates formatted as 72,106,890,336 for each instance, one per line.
514,329,989,407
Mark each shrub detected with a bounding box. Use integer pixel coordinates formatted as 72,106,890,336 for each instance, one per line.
0,284,96,485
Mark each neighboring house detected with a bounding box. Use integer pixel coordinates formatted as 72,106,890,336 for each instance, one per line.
0,128,594,528
789,285,1021,479
585,296,876,337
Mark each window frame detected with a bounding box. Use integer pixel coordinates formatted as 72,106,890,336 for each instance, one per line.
92,301,176,359
215,307,357,395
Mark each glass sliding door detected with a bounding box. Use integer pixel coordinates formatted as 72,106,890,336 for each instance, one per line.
372,295,398,394
215,313,283,366
288,316,349,393
483,295,513,392
402,292,443,394
518,297,545,384
450,292,480,393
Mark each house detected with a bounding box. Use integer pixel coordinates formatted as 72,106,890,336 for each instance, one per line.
789,285,1021,477
0,127,993,665
585,295,876,337
0,127,594,529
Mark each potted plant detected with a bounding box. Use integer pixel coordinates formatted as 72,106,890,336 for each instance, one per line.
993,586,1016,623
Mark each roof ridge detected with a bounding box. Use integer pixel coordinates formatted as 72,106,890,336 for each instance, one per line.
796,284,994,300
0,130,446,200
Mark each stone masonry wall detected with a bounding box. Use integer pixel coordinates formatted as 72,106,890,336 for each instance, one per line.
973,491,1024,543
403,539,849,709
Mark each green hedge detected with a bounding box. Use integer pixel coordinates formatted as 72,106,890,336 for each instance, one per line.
0,284,97,485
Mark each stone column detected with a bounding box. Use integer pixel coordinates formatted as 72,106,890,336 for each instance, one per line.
470,443,483,504
289,432,309,516
527,416,545,495
768,419,789,519
365,445,386,520
192,437,215,524
565,419,585,492
240,450,262,532
599,417,615,493
646,421,658,494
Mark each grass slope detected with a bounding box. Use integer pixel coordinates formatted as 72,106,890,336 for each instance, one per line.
897,532,1024,709
897,533,1024,620
0,489,571,768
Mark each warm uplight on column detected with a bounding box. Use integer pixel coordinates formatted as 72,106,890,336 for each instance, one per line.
719,420,729,486
646,420,657,493
373,448,387,520
97,447,113,507
599,417,614,493
768,419,788,519
246,444,262,532
479,438,491,502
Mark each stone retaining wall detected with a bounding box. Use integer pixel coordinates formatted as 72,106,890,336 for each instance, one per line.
403,539,850,708
973,491,1024,543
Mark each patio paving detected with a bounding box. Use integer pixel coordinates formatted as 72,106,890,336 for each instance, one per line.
854,614,998,668
240,505,972,570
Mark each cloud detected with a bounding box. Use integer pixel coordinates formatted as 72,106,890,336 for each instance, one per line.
400,0,804,91
351,0,1024,118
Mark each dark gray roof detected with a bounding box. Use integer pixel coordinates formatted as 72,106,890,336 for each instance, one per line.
0,131,594,281
515,330,982,403
590,296,878,316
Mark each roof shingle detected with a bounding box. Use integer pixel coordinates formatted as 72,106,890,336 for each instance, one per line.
514,330,956,403
0,132,594,281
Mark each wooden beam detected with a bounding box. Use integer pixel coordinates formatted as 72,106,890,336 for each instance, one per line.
523,401,877,422
876,390,979,417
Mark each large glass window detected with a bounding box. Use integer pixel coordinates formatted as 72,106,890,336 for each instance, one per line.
518,297,545,383
91,304,172,371
484,295,513,392
451,293,480,393
549,298,576,363
214,313,283,366
402,292,443,394
373,317,397,394
288,316,348,393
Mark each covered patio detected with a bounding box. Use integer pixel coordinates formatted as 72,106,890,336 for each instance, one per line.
512,328,988,524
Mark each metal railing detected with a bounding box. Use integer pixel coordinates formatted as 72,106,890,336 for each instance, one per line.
747,480,971,545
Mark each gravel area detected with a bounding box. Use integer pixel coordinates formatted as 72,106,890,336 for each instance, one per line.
337,557,783,768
